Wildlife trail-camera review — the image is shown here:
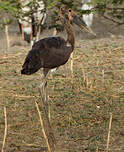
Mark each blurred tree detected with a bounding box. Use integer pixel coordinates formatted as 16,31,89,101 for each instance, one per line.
94,0,124,24
0,0,19,49
0,0,124,32
45,0,124,33
0,0,19,21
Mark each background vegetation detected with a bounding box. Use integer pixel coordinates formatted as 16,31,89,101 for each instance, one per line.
0,0,124,28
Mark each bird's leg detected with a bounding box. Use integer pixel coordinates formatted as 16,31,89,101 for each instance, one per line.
43,68,50,117
43,77,48,106
39,69,50,114
38,77,56,151
39,75,45,104
39,71,46,103
42,77,52,122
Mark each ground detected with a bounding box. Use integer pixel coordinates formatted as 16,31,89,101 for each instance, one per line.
0,16,124,152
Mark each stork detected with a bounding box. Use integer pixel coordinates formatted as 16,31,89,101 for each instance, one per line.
81,0,94,27
21,5,95,100
18,0,46,46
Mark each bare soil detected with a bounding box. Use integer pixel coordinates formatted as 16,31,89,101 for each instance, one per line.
0,16,124,152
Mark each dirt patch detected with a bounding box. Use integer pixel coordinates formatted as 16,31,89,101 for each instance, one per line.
0,16,124,152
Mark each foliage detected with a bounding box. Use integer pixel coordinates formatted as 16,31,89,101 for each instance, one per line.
0,0,124,28
0,0,19,27
46,0,124,26
0,0,19,15
95,0,124,24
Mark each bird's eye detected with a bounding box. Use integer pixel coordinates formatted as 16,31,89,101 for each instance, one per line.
69,9,71,12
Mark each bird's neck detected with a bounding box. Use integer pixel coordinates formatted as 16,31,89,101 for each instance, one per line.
66,22,75,50
60,17,75,50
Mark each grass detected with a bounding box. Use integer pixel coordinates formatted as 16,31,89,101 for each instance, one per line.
0,38,124,152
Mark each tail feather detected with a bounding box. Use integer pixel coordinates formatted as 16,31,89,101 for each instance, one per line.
21,49,43,75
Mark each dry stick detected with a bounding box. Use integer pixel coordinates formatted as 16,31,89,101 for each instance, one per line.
35,87,56,152
70,53,74,78
96,146,99,152
5,24,10,50
106,113,113,152
35,101,56,152
35,101,51,152
1,107,7,152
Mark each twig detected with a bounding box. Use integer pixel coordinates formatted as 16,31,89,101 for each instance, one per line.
70,53,74,78
5,24,10,50
35,101,51,152
35,101,56,152
96,146,99,152
102,14,124,25
106,113,113,152
95,6,124,11
1,107,7,152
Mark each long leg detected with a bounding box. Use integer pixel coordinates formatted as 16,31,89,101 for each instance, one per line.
43,68,50,114
43,68,53,121
38,68,56,150
39,68,53,121
39,68,50,114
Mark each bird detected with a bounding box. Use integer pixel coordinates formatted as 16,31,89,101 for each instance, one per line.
21,5,95,75
21,5,95,101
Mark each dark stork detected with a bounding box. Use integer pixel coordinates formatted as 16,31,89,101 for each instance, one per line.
21,5,95,98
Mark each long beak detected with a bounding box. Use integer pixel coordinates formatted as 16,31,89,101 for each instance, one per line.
73,15,96,36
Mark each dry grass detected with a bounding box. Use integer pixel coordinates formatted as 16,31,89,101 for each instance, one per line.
0,37,124,152
1,107,7,152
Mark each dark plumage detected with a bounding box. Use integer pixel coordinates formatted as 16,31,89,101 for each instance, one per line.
21,36,72,75
21,5,95,76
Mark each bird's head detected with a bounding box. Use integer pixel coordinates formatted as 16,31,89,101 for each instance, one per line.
59,5,96,36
